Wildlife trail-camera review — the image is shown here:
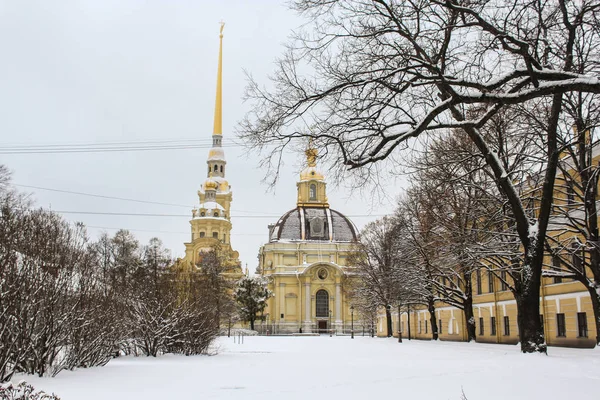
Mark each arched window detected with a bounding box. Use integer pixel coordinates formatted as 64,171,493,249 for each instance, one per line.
214,165,218,172
212,232,218,238
309,184,317,200
199,232,205,238
220,165,223,173
315,289,329,318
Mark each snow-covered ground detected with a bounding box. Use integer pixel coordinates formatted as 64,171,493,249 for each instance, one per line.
21,336,599,400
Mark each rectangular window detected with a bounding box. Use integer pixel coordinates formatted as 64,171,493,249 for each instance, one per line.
552,255,562,284
556,313,566,337
503,316,510,336
572,244,584,274
490,316,496,336
439,319,442,334
488,271,494,293
567,182,575,205
476,269,482,295
425,320,428,334
577,312,588,338
479,317,484,336
501,270,508,291
212,232,218,239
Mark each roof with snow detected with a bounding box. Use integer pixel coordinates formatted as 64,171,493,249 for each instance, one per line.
269,206,358,243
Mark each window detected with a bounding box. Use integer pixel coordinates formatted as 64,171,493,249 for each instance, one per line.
567,182,575,205
577,312,588,338
571,243,585,272
212,232,218,239
501,270,508,291
220,165,223,173
425,320,428,334
214,164,218,172
488,271,494,293
213,212,219,217
476,269,482,295
556,313,566,337
479,317,484,336
419,321,422,334
223,234,226,242
439,319,442,334
200,211,206,217
490,317,496,336
199,232,205,238
309,184,317,200
552,255,562,284
503,316,510,336
315,290,329,318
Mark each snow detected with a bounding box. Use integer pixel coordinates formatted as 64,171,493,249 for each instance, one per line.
17,337,599,400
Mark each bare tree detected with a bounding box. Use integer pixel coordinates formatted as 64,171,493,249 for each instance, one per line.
349,217,405,337
241,0,600,352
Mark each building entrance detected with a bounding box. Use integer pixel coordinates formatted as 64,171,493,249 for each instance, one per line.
318,320,328,334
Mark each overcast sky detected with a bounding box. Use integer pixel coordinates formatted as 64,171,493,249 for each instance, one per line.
0,0,404,270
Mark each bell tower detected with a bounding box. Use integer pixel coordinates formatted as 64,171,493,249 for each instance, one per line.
178,23,241,277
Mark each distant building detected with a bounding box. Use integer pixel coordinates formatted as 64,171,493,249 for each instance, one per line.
379,141,599,348
258,146,362,334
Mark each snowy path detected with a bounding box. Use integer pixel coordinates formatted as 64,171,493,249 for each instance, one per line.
23,336,599,400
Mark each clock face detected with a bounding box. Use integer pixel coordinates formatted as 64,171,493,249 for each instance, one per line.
318,268,328,280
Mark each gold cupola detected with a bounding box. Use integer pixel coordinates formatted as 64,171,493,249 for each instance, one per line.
297,141,328,207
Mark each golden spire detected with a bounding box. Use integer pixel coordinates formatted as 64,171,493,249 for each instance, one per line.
212,22,225,136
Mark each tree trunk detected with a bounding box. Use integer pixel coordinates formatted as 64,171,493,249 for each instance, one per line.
463,297,476,342
586,284,600,346
427,297,438,340
514,266,546,353
385,306,393,337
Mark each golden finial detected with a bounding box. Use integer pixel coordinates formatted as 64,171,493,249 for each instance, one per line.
213,22,224,136
305,138,317,167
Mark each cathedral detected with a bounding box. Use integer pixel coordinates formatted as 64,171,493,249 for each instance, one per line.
174,24,243,280
258,147,362,334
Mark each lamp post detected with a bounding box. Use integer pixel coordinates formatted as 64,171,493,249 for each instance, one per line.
397,300,402,343
329,310,332,337
266,313,269,336
350,305,355,339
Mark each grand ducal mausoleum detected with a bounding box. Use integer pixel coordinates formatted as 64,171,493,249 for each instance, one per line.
258,147,362,334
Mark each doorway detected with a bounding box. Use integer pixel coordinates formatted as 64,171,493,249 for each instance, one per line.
318,320,328,334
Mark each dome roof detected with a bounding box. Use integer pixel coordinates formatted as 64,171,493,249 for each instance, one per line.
269,207,358,243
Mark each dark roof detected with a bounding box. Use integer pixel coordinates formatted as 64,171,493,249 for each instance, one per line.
269,207,358,243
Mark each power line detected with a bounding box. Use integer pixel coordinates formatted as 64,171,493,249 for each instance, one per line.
0,137,244,154
55,210,384,218
0,143,240,154
14,183,280,215
85,225,265,236
55,210,280,218
15,183,193,209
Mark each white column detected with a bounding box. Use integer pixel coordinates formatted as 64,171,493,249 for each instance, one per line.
303,282,312,333
335,283,342,330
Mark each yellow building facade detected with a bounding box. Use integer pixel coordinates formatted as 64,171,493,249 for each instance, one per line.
378,146,599,349
174,24,242,279
258,149,361,334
